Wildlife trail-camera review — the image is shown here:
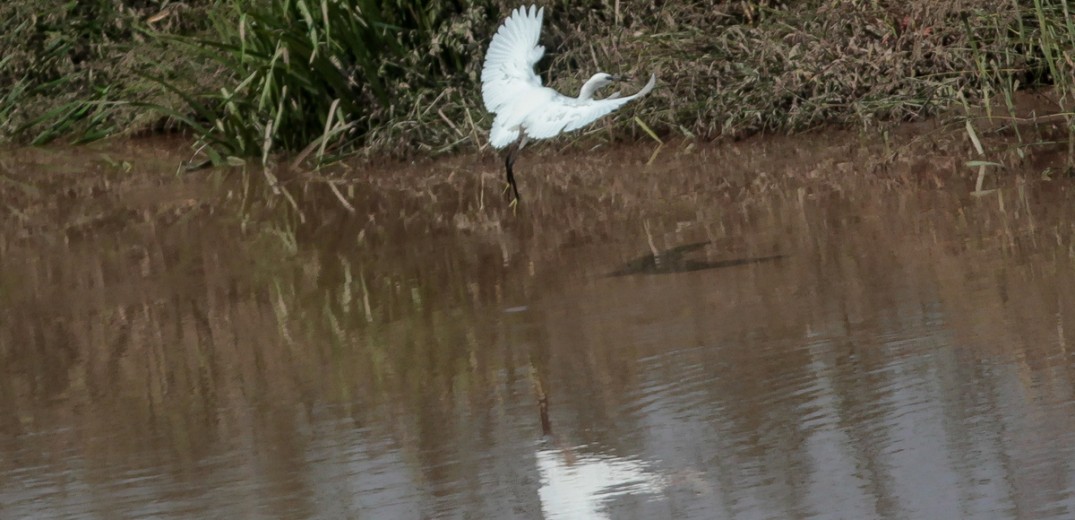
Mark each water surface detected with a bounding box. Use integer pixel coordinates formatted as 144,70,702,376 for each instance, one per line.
3,138,1075,519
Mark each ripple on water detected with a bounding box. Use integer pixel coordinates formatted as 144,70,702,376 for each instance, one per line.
8,142,1075,519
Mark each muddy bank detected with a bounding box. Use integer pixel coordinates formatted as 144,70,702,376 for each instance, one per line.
0,116,1062,248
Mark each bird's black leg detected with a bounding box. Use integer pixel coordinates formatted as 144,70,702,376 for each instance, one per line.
505,150,521,203
503,134,526,204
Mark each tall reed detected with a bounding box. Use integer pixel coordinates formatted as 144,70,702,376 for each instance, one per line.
959,0,1075,188
147,0,484,165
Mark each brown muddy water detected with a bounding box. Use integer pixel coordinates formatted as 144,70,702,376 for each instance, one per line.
3,134,1075,519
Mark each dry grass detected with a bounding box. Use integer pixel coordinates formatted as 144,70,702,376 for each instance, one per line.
366,0,1048,157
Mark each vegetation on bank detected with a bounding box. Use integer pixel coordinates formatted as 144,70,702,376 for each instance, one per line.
2,0,1074,166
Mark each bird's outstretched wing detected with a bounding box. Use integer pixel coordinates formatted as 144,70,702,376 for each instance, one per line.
522,74,657,140
481,5,545,114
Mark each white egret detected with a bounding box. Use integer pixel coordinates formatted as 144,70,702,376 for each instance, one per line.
481,4,657,203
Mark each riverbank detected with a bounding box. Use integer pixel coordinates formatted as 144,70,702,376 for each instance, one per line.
3,0,1074,168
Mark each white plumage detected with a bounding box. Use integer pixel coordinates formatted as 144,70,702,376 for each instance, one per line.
480,4,656,203
481,5,656,149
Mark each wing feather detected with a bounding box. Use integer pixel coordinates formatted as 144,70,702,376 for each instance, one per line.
522,74,657,140
481,5,545,113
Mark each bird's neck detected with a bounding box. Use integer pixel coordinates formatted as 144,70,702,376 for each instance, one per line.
577,77,604,100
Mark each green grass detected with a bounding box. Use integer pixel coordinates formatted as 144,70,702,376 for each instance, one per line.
137,0,487,166
957,0,1075,185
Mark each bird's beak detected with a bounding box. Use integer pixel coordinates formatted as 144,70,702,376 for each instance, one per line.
611,74,630,82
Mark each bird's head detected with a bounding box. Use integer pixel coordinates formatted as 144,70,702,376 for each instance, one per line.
593,73,623,88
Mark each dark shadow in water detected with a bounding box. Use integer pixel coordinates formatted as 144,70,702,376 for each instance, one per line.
609,241,786,276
